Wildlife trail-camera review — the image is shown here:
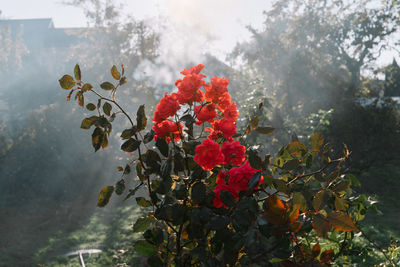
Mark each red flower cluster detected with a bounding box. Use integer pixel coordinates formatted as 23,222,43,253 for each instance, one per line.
193,139,224,171
175,64,206,105
151,64,260,209
194,104,217,125
153,120,182,143
213,161,263,209
222,141,246,166
153,92,180,123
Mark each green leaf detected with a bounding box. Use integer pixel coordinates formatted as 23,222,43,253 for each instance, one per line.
97,186,114,207
183,140,201,155
160,160,172,179
331,180,350,193
156,138,169,157
206,215,230,230
305,154,313,168
327,211,358,232
115,179,125,195
111,65,121,80
133,216,153,233
255,126,275,134
103,102,112,116
119,76,127,85
282,159,300,170
136,197,152,207
59,74,75,89
75,91,84,107
191,182,206,204
92,127,104,152
121,138,141,152
86,103,96,111
220,190,235,207
124,164,131,175
346,173,361,187
248,171,261,190
121,127,137,139
247,149,263,169
312,132,324,152
136,105,147,131
74,64,81,81
81,117,95,129
134,240,157,257
292,192,307,211
100,81,115,90
143,130,155,144
81,83,93,92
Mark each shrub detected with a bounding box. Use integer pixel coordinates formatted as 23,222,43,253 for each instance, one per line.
59,64,381,266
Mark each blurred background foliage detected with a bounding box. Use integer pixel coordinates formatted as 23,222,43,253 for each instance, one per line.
0,0,399,265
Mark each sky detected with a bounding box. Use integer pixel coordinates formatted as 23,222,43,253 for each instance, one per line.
0,0,398,68
0,0,271,61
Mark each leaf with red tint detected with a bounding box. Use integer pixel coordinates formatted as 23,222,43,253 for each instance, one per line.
320,249,334,263
312,243,321,258
264,195,287,225
327,211,358,232
312,213,330,238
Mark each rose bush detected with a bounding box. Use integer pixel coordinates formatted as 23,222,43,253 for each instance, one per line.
59,64,379,266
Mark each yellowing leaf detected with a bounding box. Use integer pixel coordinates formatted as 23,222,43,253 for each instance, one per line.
312,132,324,152
111,65,121,80
59,74,76,90
292,192,307,211
286,141,307,157
97,185,114,207
327,211,358,232
312,189,325,211
334,196,349,211
264,195,287,225
288,207,299,224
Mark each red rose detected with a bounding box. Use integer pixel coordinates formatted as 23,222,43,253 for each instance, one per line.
194,103,217,125
194,139,224,170
206,118,237,141
228,160,263,193
180,64,204,75
223,101,239,122
213,183,238,209
153,120,183,143
216,171,228,185
175,65,206,105
153,92,180,123
222,141,246,166
204,76,229,104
